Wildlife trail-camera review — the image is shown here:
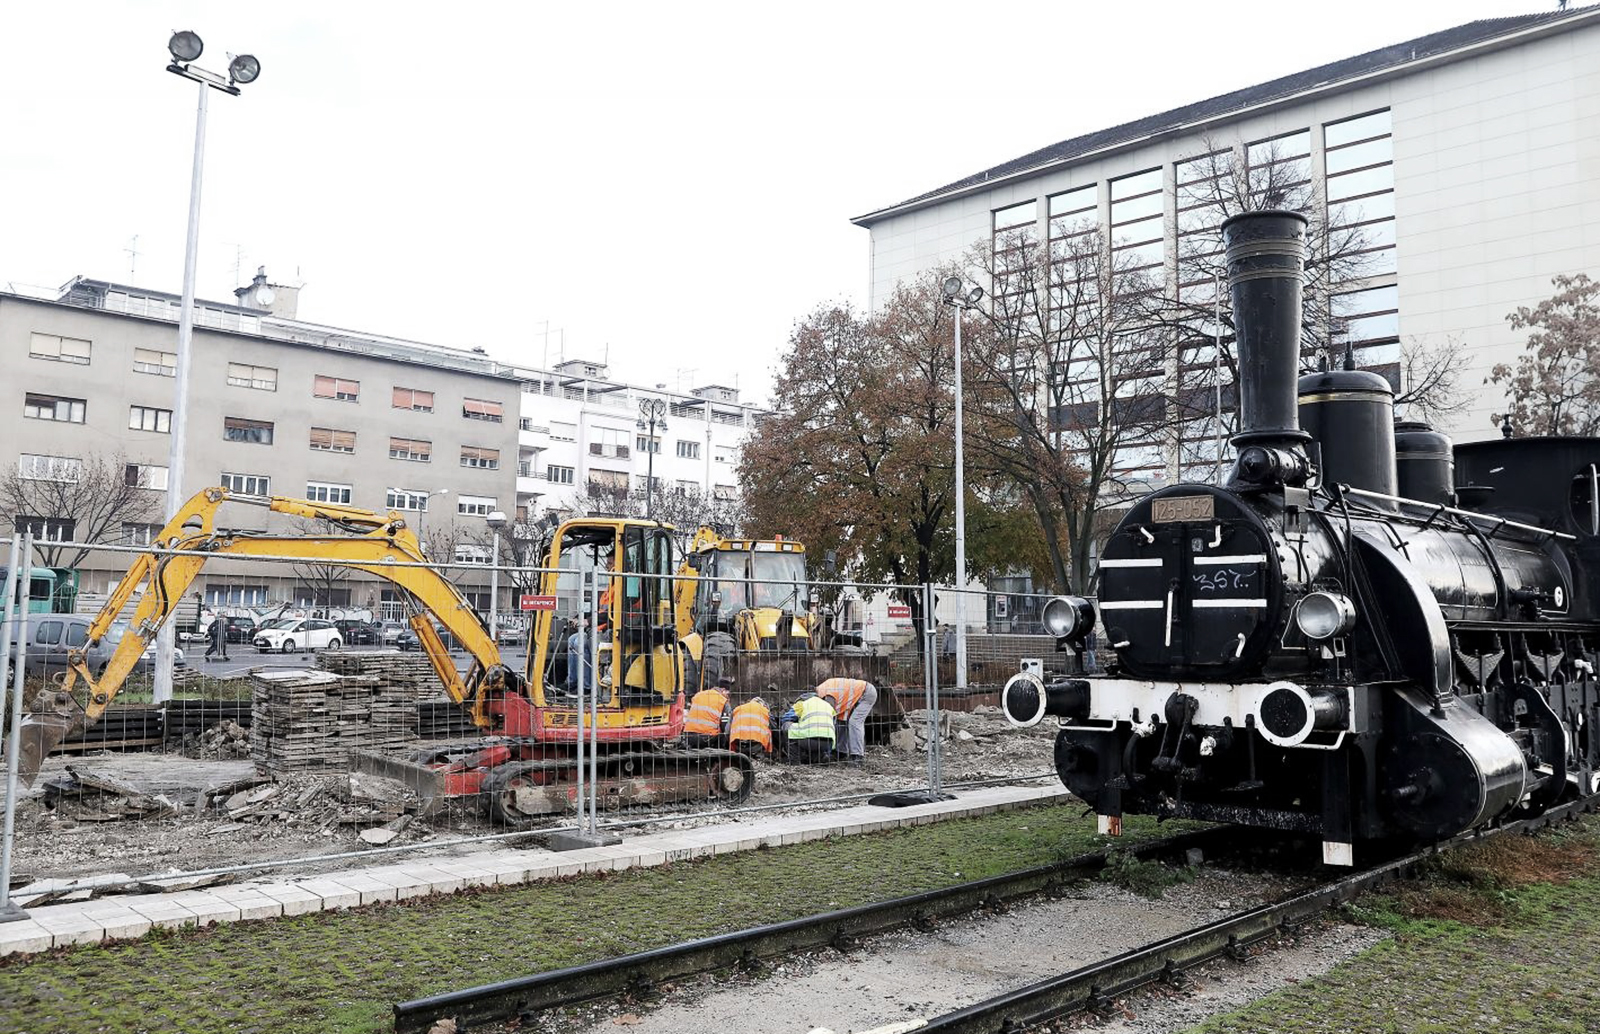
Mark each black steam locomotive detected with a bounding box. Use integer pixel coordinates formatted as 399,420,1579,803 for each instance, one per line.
1003,210,1600,864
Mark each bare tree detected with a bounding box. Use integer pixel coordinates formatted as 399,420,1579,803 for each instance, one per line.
284,517,352,608
1393,335,1469,425
0,452,163,568
1490,273,1600,437
965,226,1171,593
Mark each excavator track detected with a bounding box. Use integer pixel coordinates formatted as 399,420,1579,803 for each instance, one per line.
482,747,755,826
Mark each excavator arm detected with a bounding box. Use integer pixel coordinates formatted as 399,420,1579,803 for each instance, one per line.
16,487,514,786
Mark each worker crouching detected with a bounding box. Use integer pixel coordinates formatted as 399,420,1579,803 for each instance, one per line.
786,690,836,764
728,695,773,758
682,677,733,749
816,677,877,766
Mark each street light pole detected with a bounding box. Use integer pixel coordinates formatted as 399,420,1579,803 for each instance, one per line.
153,33,260,704
486,510,507,642
637,398,668,520
941,276,984,691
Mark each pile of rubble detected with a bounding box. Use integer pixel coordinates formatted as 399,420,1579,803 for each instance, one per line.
40,767,180,823
199,719,250,759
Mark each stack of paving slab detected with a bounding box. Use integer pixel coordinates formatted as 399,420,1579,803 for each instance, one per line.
316,651,430,748
250,662,419,774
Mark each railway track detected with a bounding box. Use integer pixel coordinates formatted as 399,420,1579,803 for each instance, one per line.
390,825,1233,1034
394,797,1596,1034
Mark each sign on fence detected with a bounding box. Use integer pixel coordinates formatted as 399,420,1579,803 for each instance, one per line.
519,594,557,611
886,604,912,620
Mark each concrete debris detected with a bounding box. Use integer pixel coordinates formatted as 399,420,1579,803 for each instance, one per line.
358,827,399,846
40,766,180,822
426,1020,457,1034
199,719,250,759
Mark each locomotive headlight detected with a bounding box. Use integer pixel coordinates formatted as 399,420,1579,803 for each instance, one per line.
1295,592,1356,640
1042,595,1096,641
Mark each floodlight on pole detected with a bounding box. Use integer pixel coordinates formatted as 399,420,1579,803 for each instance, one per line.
152,30,261,705
637,397,668,520
942,276,984,690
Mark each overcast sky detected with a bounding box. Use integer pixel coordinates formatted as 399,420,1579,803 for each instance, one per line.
1,1,1552,405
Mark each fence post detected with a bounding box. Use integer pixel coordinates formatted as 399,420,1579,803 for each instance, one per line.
1,531,34,922
922,581,942,796
573,571,589,834
588,569,602,835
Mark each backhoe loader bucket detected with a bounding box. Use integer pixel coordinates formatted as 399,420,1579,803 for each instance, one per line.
348,750,447,817
14,710,78,790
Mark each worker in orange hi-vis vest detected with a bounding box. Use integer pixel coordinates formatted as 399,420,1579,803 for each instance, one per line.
682,677,733,749
815,676,878,765
727,694,773,757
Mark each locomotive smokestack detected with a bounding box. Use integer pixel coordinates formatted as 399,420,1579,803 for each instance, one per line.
1222,211,1311,487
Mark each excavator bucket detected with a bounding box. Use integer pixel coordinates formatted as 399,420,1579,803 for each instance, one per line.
348,750,447,818
13,712,77,790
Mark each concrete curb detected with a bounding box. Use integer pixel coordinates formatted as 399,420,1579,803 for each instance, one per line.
1,784,1069,957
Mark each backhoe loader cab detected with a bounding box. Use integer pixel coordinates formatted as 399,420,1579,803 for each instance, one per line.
678,531,813,652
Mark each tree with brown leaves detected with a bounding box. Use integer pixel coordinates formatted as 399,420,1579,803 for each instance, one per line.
1490,273,1600,437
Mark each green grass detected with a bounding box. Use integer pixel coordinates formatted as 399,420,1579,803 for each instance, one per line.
1186,818,1600,1034
0,801,1188,1034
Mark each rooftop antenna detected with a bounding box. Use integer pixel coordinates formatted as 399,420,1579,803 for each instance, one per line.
124,235,142,282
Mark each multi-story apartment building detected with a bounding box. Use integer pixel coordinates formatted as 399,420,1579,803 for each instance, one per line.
511,359,762,523
853,8,1600,471
0,273,520,615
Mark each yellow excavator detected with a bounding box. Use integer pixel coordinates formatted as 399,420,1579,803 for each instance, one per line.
15,488,754,822
676,528,815,651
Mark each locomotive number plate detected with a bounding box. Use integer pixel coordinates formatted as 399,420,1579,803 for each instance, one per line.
1151,495,1215,523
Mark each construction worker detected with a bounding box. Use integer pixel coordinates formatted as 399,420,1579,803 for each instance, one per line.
816,677,878,765
682,676,733,749
786,689,835,764
727,691,773,758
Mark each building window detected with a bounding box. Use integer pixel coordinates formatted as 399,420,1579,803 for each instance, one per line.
676,479,697,495
206,585,268,606
392,386,434,412
224,416,274,444
457,494,496,517
454,544,492,565
591,427,630,459
636,435,661,454
713,484,737,502
15,516,74,542
133,347,176,376
24,393,86,423
123,522,162,545
676,440,701,460
389,436,431,462
1110,168,1165,286
1333,285,1401,377
546,464,574,485
386,488,431,511
460,445,500,469
588,469,629,492
310,427,357,453
226,362,277,391
220,471,270,495
714,446,734,464
18,454,81,482
551,421,577,442
129,405,172,433
463,398,504,422
28,333,91,365
313,375,360,401
1324,109,1396,278
124,463,170,491
305,481,353,504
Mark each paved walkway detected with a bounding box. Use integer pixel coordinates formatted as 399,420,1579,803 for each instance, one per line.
0,783,1067,956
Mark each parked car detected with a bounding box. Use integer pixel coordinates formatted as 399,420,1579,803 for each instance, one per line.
380,620,405,645
334,619,383,646
9,615,184,676
221,615,257,643
395,622,459,652
254,617,341,653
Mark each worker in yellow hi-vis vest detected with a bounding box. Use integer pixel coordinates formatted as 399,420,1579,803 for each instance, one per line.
786,690,835,765
815,676,878,765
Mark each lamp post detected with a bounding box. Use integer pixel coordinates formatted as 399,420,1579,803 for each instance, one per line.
940,275,984,690
153,32,262,705
636,397,668,519
486,510,507,642
416,489,451,554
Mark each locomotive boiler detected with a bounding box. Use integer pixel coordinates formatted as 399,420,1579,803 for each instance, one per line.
1003,210,1600,864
